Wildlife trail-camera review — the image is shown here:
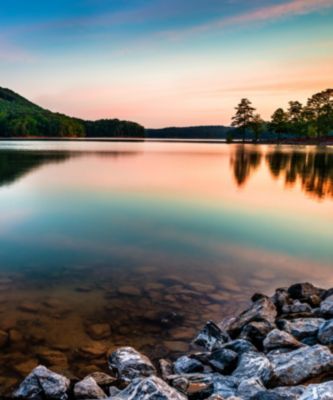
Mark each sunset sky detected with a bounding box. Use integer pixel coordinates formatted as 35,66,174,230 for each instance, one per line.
1,0,333,128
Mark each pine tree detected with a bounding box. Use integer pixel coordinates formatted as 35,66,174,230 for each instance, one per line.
231,98,255,142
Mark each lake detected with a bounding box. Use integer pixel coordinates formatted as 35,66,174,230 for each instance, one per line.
0,141,332,393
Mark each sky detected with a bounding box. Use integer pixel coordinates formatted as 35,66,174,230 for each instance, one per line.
0,0,333,128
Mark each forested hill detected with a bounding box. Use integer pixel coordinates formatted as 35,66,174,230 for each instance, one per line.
0,87,145,138
145,126,232,139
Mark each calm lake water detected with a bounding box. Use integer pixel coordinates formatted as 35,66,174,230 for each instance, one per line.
0,141,332,393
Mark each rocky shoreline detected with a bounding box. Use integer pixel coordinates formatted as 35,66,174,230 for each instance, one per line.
9,282,333,399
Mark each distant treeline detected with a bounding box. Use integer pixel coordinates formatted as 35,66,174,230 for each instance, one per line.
0,88,144,138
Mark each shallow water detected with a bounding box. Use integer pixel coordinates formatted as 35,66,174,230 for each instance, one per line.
0,141,332,393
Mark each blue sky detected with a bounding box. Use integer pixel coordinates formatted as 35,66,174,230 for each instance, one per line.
1,0,333,127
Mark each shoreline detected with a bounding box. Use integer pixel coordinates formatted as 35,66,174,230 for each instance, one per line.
0,137,333,146
10,282,333,399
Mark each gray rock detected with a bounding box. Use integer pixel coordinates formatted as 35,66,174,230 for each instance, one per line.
173,355,204,374
320,295,333,317
237,378,265,400
85,372,117,388
263,329,303,352
282,300,312,315
267,345,333,386
271,288,290,313
318,319,333,346
208,348,238,374
228,298,277,337
268,386,305,400
159,359,173,380
279,318,325,341
240,320,275,349
109,386,121,397
193,321,230,351
251,386,305,400
108,347,156,384
299,381,333,400
74,377,107,399
112,376,186,399
288,283,324,306
232,351,271,383
221,339,258,355
13,365,70,400
211,374,240,398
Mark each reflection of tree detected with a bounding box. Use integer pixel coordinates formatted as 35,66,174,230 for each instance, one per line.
266,148,333,200
0,151,72,187
0,150,140,187
231,145,262,186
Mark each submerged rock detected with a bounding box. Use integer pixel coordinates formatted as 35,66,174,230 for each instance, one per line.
112,376,186,400
74,376,107,399
263,329,303,352
108,347,156,384
86,324,111,340
193,321,230,351
13,365,70,400
267,345,333,386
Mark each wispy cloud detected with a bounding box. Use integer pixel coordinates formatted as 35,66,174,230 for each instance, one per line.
164,0,333,39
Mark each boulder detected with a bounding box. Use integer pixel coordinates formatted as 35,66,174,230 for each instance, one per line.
320,295,333,317
287,283,324,306
317,319,333,346
207,348,238,374
299,381,333,400
278,318,325,341
237,378,265,400
85,372,117,388
271,288,290,313
282,300,312,315
240,320,275,349
267,345,333,386
221,339,258,355
173,356,204,374
193,321,230,351
13,365,70,400
112,376,186,399
108,347,156,384
251,386,305,400
263,329,303,352
227,298,277,337
232,351,271,383
74,377,107,399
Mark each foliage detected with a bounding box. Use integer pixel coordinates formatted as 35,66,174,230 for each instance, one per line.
0,87,145,138
231,98,255,142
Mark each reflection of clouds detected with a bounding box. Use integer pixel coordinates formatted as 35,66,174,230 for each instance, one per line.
0,210,31,234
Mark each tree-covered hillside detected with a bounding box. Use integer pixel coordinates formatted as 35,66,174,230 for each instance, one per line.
0,88,145,138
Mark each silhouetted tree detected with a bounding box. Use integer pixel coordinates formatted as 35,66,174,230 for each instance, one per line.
231,98,255,142
269,108,288,142
305,89,333,138
250,114,265,143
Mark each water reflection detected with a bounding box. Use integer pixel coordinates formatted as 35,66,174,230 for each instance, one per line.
231,145,333,200
0,150,139,188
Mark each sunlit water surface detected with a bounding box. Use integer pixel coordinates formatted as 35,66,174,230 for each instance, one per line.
0,141,332,393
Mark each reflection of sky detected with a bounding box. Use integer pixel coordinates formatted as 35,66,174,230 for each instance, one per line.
0,143,332,287
1,1,333,127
